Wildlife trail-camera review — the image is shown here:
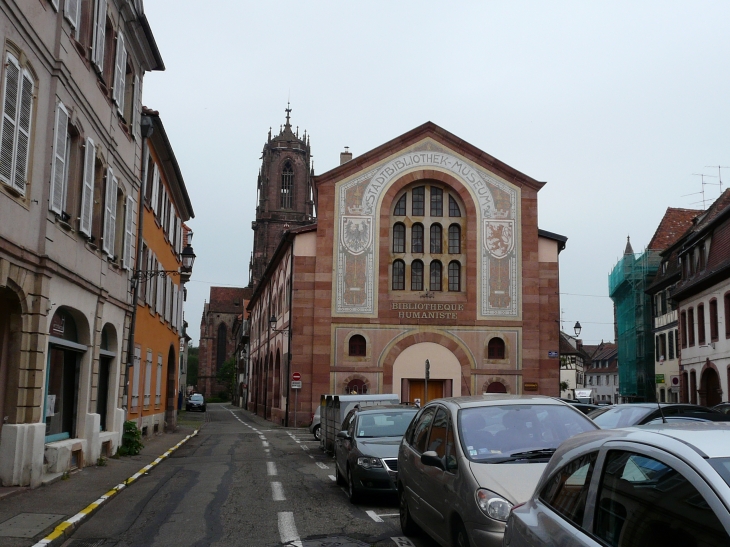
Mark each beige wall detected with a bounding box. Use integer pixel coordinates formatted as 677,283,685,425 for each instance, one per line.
392,342,462,399
538,237,558,263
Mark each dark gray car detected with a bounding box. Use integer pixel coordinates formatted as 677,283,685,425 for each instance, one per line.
334,405,417,503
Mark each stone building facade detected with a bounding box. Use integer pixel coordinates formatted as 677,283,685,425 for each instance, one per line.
247,121,566,425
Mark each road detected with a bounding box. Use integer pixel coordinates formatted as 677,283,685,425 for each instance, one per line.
62,404,441,547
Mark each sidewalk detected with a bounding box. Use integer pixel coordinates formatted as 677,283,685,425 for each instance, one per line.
0,425,199,547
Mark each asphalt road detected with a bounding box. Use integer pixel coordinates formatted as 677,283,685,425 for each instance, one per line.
62,404,442,547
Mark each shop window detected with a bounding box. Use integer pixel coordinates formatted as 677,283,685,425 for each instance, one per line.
348,335,366,357
487,337,505,359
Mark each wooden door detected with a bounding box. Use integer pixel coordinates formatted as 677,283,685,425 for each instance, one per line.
408,380,444,404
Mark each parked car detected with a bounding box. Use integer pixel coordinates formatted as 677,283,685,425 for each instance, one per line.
643,413,730,424
588,403,720,429
505,423,730,547
309,406,321,440
186,393,206,412
397,395,597,547
335,405,418,503
714,403,730,415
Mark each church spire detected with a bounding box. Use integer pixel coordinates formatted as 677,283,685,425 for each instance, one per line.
624,235,634,255
285,102,291,129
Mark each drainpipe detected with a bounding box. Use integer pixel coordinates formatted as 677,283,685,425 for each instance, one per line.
284,241,294,427
124,116,154,409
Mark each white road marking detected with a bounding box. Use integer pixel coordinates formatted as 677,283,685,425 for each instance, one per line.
316,462,329,470
262,441,269,447
278,512,302,547
271,482,286,501
391,538,416,547
328,475,336,481
366,510,384,522
259,434,267,440
300,444,309,451
379,513,400,517
309,455,314,459
267,462,277,476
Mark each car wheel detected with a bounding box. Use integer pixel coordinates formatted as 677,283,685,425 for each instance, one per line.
335,463,345,486
347,467,360,504
399,487,420,536
313,425,321,441
454,519,469,547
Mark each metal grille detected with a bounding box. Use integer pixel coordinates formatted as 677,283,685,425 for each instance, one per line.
383,458,397,472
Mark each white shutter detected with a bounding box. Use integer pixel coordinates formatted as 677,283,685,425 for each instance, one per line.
102,167,116,254
0,54,20,188
145,252,153,306
131,75,139,137
123,195,134,269
92,0,107,71
172,284,178,330
151,164,159,214
64,0,80,29
112,33,126,110
50,103,69,214
50,0,59,11
176,216,182,254
132,347,141,409
156,267,163,314
144,351,152,406
178,289,184,330
155,354,162,405
13,69,33,195
79,137,95,236
166,277,172,322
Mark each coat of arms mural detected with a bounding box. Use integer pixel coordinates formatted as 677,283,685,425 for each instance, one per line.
334,140,520,318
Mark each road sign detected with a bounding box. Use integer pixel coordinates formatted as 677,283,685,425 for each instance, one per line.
655,374,665,384
292,372,301,381
548,351,558,358
291,380,302,389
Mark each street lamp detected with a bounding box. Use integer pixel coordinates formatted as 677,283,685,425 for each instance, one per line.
179,243,196,282
574,321,582,337
129,243,196,290
269,314,289,334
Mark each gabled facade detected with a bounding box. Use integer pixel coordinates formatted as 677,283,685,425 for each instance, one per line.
0,0,163,486
248,120,566,425
584,343,619,403
559,332,588,400
126,109,193,433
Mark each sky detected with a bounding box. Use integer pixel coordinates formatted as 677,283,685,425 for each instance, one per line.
141,1,730,346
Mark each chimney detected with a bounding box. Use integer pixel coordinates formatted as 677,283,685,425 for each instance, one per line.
340,146,352,165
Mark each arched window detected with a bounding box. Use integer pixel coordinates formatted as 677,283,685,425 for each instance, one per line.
487,337,506,359
448,261,461,291
393,223,405,253
430,187,443,216
349,335,366,356
430,224,442,253
392,260,405,290
280,161,293,209
412,224,424,253
430,260,442,291
449,195,461,217
486,381,507,393
411,260,424,291
346,378,368,394
412,186,425,216
448,224,461,254
394,194,406,216
216,323,227,369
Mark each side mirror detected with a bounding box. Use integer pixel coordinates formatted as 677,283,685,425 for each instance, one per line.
337,430,351,439
421,450,444,470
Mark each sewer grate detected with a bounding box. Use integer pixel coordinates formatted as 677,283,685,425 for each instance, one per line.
0,513,65,538
301,537,371,547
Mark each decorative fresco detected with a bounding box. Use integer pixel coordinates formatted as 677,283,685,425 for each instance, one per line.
334,139,520,318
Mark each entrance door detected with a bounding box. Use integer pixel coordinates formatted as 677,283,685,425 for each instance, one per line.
701,368,722,407
45,347,80,441
409,380,445,405
97,356,110,431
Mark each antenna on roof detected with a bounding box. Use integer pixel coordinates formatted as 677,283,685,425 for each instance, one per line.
705,166,730,192
691,173,719,210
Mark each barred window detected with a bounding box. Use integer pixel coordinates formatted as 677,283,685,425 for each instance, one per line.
280,161,293,209
412,223,424,253
430,187,443,216
448,224,461,253
430,224,442,254
412,186,425,216
392,260,405,290
448,261,461,291
449,195,461,217
393,223,405,253
411,260,424,291
394,194,406,216
430,260,442,291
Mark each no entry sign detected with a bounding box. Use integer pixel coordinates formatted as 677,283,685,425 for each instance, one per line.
292,372,301,381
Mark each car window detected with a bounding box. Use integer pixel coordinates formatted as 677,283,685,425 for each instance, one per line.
458,404,596,462
411,406,436,453
341,409,356,433
426,407,448,456
540,451,598,527
595,450,728,547
191,395,203,402
591,406,654,428
355,410,417,438
708,457,730,487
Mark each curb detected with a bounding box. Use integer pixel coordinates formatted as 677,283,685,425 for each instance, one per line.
31,429,199,547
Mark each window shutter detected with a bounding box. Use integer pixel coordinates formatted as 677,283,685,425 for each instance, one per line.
131,75,139,137
145,252,153,306
178,289,183,330
13,69,33,196
92,0,107,71
172,284,178,330
50,0,59,11
167,277,173,322
132,347,141,409
123,195,134,269
155,354,162,405
156,268,163,314
151,164,159,215
144,352,152,405
102,167,115,254
0,54,20,188
112,33,126,110
79,137,95,236
64,0,80,29
50,103,69,214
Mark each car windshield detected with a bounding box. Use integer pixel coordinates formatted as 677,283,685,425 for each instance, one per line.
708,458,730,487
355,410,417,438
457,404,596,462
591,406,654,428
190,395,204,402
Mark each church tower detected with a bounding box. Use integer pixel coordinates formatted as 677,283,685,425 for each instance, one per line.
250,105,314,288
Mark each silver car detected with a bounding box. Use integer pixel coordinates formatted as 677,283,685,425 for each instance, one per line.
397,395,597,547
505,423,730,547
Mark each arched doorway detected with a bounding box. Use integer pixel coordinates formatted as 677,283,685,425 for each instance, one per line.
97,324,117,431
700,367,722,407
392,342,462,404
486,381,507,393
0,287,22,429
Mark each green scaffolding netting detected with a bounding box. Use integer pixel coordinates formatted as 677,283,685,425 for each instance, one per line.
608,250,661,401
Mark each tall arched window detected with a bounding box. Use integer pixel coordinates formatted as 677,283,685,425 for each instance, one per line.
216,323,227,370
430,260,442,291
487,337,505,359
392,260,405,290
349,335,366,356
448,261,461,291
448,224,461,253
393,223,405,253
280,161,293,209
430,224,442,254
411,260,424,291
394,194,406,216
412,224,424,253
449,195,461,217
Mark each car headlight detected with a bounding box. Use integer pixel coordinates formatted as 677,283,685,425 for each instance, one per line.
476,489,513,521
357,457,383,469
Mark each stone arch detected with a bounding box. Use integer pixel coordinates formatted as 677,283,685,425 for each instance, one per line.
482,377,511,394
342,373,370,395
700,360,722,407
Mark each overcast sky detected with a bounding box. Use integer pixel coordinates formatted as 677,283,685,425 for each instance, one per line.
141,1,730,346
